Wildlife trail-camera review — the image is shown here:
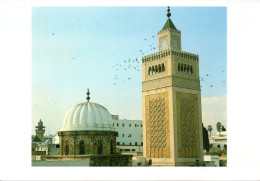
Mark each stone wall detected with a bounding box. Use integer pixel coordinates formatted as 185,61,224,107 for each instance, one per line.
58,130,117,156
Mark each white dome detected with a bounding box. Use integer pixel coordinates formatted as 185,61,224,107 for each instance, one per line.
60,101,114,132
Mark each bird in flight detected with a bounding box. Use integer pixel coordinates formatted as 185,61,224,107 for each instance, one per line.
206,74,209,76
52,33,55,35
210,85,213,87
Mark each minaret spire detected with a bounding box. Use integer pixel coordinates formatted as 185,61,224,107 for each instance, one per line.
167,6,171,18
86,89,90,102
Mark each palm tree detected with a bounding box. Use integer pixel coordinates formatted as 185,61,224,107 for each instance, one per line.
207,125,213,135
216,122,222,133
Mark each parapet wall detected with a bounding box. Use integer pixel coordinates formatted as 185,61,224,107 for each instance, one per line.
142,49,198,63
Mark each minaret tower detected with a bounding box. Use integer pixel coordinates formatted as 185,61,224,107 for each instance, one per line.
142,7,203,166
35,119,45,142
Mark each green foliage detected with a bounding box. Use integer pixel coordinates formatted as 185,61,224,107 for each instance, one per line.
216,122,222,133
207,125,213,135
202,124,210,152
209,148,227,156
222,125,226,131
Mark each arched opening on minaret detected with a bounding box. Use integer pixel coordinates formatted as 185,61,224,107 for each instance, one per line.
181,63,183,71
178,63,180,71
187,65,190,73
190,65,193,74
148,67,152,75
155,65,158,74
162,63,165,72
184,64,186,72
159,64,162,72
152,66,155,74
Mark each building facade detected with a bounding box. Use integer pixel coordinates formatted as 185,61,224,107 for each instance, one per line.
142,7,203,166
112,115,143,153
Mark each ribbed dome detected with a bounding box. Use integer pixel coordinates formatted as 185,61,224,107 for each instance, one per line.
60,101,114,132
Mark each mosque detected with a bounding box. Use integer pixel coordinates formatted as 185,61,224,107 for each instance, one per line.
32,7,204,166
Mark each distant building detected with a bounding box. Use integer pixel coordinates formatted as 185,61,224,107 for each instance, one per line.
111,115,143,153
209,131,227,150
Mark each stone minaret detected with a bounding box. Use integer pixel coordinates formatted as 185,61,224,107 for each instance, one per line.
35,119,45,142
142,7,203,166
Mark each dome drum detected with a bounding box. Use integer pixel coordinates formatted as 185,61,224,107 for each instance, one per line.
58,130,117,155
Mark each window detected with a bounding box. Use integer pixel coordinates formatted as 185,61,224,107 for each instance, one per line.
162,63,165,72
79,140,85,155
141,124,142,127
130,142,132,145
113,123,114,126
129,124,131,127
135,124,138,127
128,134,131,137
141,142,143,146
141,134,143,137
117,142,120,145
132,149,136,151
117,123,119,127
135,142,138,146
148,67,151,75
122,123,124,127
123,142,125,145
122,134,124,137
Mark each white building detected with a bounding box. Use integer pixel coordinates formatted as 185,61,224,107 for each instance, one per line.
111,115,143,153
209,131,227,150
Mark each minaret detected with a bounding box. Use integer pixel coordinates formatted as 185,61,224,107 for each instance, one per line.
35,119,45,142
142,7,203,166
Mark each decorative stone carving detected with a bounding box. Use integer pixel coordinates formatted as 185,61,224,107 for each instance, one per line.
176,91,200,158
145,92,170,158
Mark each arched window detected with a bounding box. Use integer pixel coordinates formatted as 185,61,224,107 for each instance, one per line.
187,65,189,73
148,67,151,75
184,64,186,72
224,144,227,151
159,64,162,73
79,140,85,155
65,140,69,155
181,64,183,72
97,140,102,154
190,66,193,74
162,63,165,72
217,144,221,148
155,65,158,74
178,63,180,71
152,66,155,74
110,140,114,154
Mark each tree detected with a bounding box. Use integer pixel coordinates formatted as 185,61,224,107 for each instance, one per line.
222,125,226,131
202,123,210,152
216,122,222,133
207,125,213,135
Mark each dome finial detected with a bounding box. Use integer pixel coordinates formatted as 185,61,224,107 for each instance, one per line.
167,6,171,18
86,89,90,102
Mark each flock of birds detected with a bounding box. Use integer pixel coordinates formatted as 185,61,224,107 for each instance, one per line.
199,70,226,89
47,32,226,106
111,36,158,86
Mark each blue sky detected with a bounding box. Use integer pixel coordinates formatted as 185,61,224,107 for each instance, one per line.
32,7,227,135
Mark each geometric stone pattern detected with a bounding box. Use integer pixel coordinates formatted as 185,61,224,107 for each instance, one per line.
176,91,200,158
145,92,170,158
